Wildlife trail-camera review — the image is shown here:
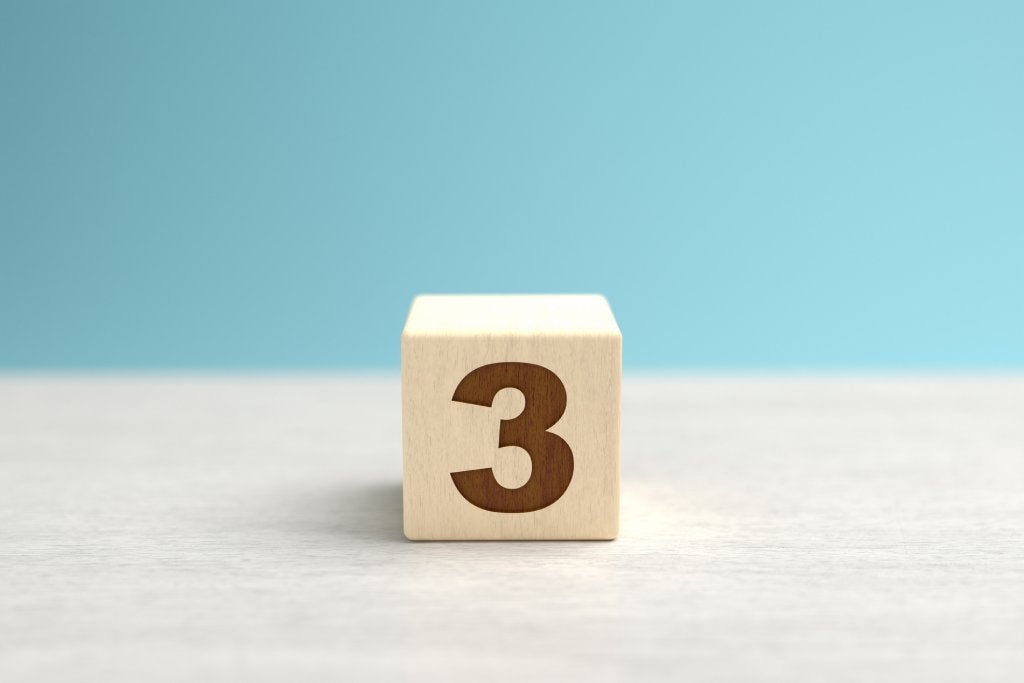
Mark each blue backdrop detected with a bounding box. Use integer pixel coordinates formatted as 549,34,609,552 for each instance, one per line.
2,1,1022,369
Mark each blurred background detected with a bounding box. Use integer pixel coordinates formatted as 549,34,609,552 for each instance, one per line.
2,0,1021,370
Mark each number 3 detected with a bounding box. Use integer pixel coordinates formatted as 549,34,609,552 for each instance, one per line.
450,362,574,513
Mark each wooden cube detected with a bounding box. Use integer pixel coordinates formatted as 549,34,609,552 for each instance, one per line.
402,295,621,540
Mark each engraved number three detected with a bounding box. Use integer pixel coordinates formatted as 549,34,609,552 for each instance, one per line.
450,362,574,513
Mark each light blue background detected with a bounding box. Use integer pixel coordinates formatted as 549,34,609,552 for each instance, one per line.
2,1,1022,369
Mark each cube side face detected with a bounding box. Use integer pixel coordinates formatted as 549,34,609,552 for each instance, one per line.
402,331,620,540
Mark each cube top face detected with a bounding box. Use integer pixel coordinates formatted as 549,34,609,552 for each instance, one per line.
403,294,621,337
402,295,621,541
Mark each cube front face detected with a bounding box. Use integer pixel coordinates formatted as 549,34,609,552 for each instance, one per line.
402,329,620,540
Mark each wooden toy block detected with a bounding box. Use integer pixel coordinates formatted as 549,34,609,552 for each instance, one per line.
402,295,621,540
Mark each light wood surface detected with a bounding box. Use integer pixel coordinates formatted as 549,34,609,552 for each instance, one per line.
402,295,621,540
1,375,1023,682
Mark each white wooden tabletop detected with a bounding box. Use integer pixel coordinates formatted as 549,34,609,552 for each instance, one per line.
1,375,1022,682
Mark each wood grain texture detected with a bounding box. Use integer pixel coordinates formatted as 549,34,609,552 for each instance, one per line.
1,375,1023,682
402,295,621,540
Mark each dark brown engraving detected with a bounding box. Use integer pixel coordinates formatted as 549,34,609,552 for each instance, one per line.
450,362,574,513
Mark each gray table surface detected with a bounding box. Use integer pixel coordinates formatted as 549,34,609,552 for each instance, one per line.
1,375,1022,682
